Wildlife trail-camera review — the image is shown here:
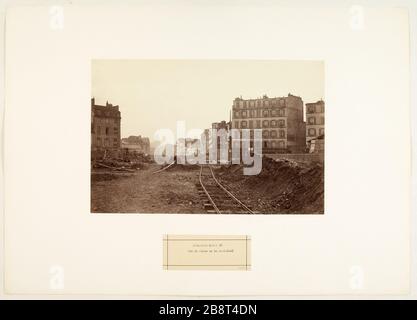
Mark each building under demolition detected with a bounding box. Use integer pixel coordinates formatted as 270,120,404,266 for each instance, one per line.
231,94,306,153
305,100,325,144
91,98,121,150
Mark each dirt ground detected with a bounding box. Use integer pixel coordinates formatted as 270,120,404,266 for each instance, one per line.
91,159,324,214
91,164,203,213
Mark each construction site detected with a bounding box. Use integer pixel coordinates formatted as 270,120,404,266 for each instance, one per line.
91,94,325,214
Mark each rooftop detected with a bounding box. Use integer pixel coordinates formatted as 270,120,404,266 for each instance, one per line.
234,93,302,101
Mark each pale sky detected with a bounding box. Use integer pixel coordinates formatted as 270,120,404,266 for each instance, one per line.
92,60,324,141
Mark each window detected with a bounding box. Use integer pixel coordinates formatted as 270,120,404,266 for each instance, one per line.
270,120,276,127
279,99,285,107
249,120,253,129
320,117,325,125
308,105,315,113
250,110,255,117
257,109,261,117
278,109,285,116
272,100,276,106
256,120,261,128
241,121,247,128
105,127,109,135
262,130,269,138
250,101,255,107
262,120,269,127
308,128,316,136
242,111,247,118
270,130,277,138
271,110,277,117
279,130,285,138
234,121,239,129
234,111,239,118
319,128,325,136
263,110,269,117
278,141,285,148
319,105,325,113
239,101,244,107
265,100,269,106
271,141,277,148
113,138,118,142
308,117,316,125
278,119,285,127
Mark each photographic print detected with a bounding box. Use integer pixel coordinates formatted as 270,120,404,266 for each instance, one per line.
91,60,325,214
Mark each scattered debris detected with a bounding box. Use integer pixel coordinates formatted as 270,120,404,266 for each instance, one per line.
92,150,152,171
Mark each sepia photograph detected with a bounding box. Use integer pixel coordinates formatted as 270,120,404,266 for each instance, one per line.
91,60,325,214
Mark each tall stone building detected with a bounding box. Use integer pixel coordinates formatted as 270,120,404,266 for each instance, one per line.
91,98,121,150
231,94,306,153
305,100,325,143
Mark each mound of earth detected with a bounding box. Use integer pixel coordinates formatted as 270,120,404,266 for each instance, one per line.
217,157,324,214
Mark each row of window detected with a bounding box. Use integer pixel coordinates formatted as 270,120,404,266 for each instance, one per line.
307,116,325,125
307,104,325,114
263,140,286,149
234,99,286,108
308,128,325,136
263,130,286,139
234,109,285,118
94,110,120,118
93,117,119,125
95,137,120,147
91,125,119,135
229,129,286,138
234,119,286,129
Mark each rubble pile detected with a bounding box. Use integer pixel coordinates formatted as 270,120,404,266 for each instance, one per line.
92,159,147,172
121,151,152,163
93,150,152,169
218,157,324,213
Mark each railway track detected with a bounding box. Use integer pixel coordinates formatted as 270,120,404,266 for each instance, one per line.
197,165,254,214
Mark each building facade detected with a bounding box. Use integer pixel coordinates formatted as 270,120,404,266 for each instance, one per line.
91,98,121,150
305,100,325,145
211,120,231,148
231,94,306,153
212,120,230,131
